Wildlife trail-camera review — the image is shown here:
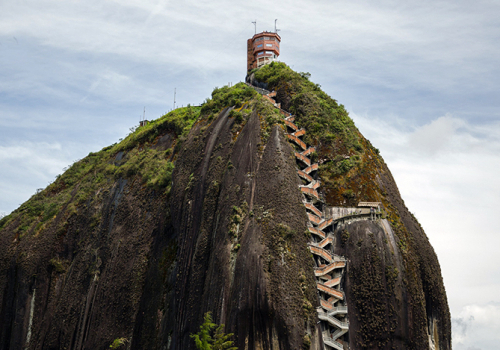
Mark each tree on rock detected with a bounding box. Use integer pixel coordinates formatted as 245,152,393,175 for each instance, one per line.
191,312,238,350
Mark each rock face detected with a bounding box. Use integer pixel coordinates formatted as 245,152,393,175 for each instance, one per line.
0,64,450,350
331,166,451,349
251,63,451,349
165,107,320,349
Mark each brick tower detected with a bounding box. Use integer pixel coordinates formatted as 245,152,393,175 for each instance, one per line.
247,31,281,71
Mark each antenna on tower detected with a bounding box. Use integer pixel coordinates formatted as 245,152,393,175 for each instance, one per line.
143,106,145,123
275,19,280,34
252,20,256,35
173,88,176,110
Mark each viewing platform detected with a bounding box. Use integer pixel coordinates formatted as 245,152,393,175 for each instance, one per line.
324,203,382,220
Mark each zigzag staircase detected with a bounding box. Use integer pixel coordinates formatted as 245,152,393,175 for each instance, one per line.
260,90,349,349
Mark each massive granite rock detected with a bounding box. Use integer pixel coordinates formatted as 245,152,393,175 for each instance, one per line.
0,64,450,350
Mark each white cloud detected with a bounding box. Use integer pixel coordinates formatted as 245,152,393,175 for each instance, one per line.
407,114,461,155
452,302,500,349
0,142,75,213
80,69,133,102
0,142,64,167
352,111,500,347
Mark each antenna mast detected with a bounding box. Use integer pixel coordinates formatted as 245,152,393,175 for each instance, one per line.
173,88,176,110
275,19,280,34
252,20,256,35
143,107,145,122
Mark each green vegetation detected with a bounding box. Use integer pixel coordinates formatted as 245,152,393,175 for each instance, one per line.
109,338,127,349
254,62,359,150
228,203,248,238
276,223,295,240
252,93,284,143
228,109,243,124
198,82,284,145
385,265,399,291
253,62,376,205
200,83,257,118
112,148,175,191
340,229,350,246
0,106,201,237
190,312,237,350
49,257,68,273
115,105,201,152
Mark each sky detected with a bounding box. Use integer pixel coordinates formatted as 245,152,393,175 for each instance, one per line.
1,0,499,348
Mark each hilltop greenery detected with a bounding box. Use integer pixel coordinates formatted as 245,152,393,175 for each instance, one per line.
0,65,380,237
253,62,383,206
0,78,286,238
199,82,283,143
200,83,257,118
254,62,360,150
0,106,201,236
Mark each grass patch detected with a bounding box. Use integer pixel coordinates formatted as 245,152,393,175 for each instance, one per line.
109,338,127,349
1,106,200,238
200,83,257,118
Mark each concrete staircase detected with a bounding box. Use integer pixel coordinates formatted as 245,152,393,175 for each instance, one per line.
259,90,350,349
